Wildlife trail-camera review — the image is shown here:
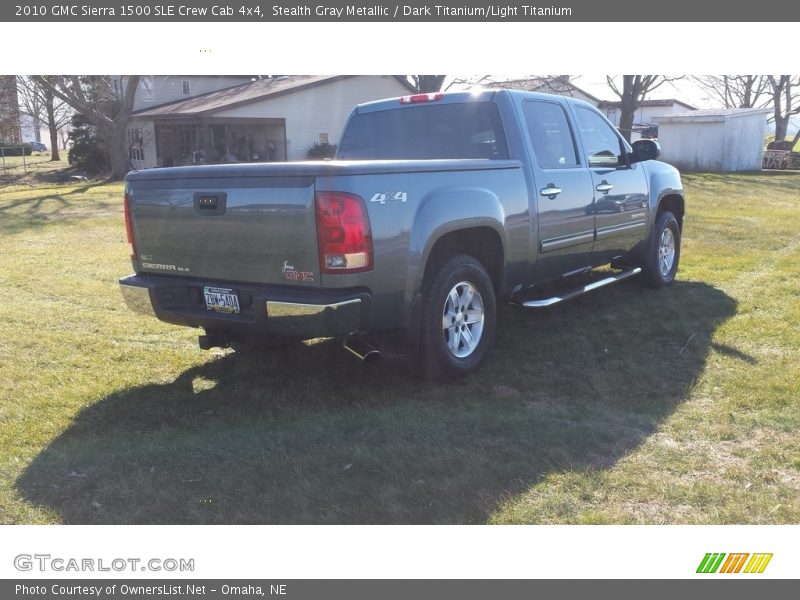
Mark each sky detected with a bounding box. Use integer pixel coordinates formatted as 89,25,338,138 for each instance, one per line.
447,75,722,108
566,76,708,107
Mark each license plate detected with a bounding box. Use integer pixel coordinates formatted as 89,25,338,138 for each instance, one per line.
203,286,240,314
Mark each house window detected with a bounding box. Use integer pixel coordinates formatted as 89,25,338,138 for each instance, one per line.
127,127,144,162
182,80,191,95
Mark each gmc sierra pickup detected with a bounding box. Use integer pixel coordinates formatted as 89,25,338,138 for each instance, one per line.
120,89,684,378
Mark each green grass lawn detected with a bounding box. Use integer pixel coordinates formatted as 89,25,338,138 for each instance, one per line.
1,169,798,524
0,153,67,175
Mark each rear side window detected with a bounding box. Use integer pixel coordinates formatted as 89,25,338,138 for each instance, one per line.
338,102,509,160
522,101,578,169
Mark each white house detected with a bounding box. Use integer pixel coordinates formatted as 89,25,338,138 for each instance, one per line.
654,108,772,172
112,75,255,113
20,114,48,145
125,75,415,169
13,76,255,150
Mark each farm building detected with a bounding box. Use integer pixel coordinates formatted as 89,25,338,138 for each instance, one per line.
654,108,772,172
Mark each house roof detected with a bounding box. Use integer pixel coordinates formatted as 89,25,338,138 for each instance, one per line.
487,77,602,104
654,107,772,123
598,98,697,110
132,75,416,118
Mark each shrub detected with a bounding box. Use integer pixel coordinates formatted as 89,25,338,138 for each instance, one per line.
306,142,337,159
67,114,108,175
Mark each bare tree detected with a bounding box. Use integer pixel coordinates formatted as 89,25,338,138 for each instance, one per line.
693,75,770,109
693,75,799,149
33,75,140,178
606,75,683,142
17,76,45,143
445,74,582,94
766,75,800,147
58,127,69,150
17,76,73,161
443,75,493,91
43,80,73,161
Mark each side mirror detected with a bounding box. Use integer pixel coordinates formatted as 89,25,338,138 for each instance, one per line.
630,139,660,163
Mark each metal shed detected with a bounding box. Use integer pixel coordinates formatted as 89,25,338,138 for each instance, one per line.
654,108,772,172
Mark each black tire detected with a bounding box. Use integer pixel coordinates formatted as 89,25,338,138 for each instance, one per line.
640,210,681,288
415,254,497,380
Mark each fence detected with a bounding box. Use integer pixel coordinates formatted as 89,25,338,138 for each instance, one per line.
0,146,30,175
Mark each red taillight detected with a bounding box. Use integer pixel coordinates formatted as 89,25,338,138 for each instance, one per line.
124,192,137,259
315,192,372,274
399,92,445,104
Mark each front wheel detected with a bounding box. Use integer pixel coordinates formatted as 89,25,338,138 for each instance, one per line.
416,254,497,380
640,211,681,288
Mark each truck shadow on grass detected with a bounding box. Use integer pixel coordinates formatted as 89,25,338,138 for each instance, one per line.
18,280,740,524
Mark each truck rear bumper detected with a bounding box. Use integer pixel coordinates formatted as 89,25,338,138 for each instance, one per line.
120,278,158,317
119,274,371,340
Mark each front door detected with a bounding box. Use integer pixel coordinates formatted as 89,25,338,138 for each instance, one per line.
523,99,596,283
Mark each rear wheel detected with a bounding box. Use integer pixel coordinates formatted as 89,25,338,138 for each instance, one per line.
416,254,496,380
640,211,681,288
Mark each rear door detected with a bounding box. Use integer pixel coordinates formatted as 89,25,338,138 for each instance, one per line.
571,105,649,258
522,99,596,282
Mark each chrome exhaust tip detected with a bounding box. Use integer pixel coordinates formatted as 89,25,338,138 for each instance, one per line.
343,336,382,364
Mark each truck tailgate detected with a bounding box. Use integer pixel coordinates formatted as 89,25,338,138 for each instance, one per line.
127,173,320,287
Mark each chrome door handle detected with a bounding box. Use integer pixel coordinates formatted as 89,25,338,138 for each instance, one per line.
596,182,614,193
540,186,562,198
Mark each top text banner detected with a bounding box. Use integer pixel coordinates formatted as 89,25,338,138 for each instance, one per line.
5,1,800,22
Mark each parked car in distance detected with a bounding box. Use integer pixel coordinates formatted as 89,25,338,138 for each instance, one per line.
29,141,47,152
120,89,685,379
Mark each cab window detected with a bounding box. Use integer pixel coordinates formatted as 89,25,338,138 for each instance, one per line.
522,101,578,169
575,106,625,168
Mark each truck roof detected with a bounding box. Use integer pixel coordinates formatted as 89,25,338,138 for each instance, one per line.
353,88,596,114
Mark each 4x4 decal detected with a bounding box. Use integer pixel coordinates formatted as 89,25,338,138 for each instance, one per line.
369,191,407,205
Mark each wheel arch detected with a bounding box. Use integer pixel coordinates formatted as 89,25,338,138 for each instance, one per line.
656,192,685,231
404,221,506,349
421,225,506,293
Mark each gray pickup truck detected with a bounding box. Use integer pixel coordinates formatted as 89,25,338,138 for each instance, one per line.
120,89,684,378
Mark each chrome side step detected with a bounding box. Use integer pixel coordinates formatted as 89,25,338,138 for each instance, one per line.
516,267,641,308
